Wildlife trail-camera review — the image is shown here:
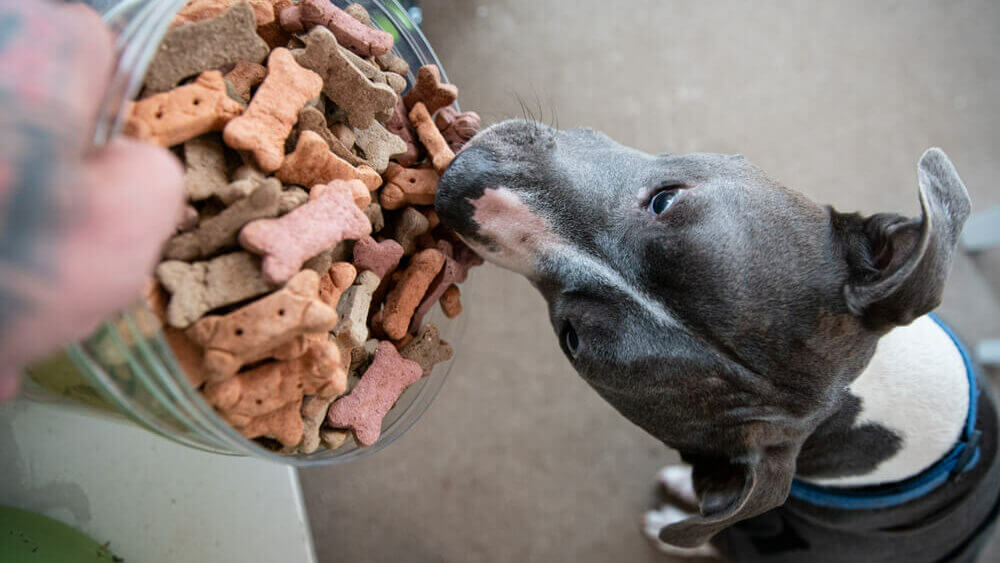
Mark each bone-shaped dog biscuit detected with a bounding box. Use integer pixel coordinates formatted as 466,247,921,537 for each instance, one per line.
281,0,393,57
298,394,335,454
319,262,358,308
291,107,364,166
354,121,407,174
235,397,304,447
440,285,462,318
435,107,482,152
364,202,384,233
401,323,454,376
239,180,372,284
224,48,324,172
379,163,439,210
224,60,267,102
403,64,457,114
381,248,445,340
186,270,338,380
352,236,404,279
409,102,456,174
125,71,244,148
275,131,381,191
334,270,380,352
293,26,397,130
326,341,422,446
394,207,430,256
145,3,269,93
156,251,272,329
183,136,228,201
164,179,281,261
171,0,275,28
409,243,467,333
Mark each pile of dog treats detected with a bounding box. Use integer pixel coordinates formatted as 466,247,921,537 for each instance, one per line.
129,0,483,453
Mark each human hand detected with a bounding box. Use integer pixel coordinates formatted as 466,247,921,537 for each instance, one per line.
0,1,185,400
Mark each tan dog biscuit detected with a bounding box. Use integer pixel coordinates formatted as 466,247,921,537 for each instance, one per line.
156,251,273,329
164,179,281,260
385,97,421,167
125,71,244,147
293,26,397,130
292,107,365,166
394,207,430,255
326,341,422,446
145,3,269,93
285,0,393,57
343,3,370,25
145,282,207,388
334,270,380,352
171,0,275,28
330,122,356,148
186,270,338,380
375,51,409,76
440,285,462,318
354,122,407,174
401,323,453,375
384,72,406,95
298,394,335,453
224,60,267,101
240,180,372,284
409,102,455,174
320,429,349,450
379,162,438,210
364,202,384,233
319,262,358,308
224,48,324,172
403,64,457,114
279,186,309,214
381,248,445,340
352,235,404,279
276,131,381,190
235,398,304,447
435,107,482,152
182,136,228,201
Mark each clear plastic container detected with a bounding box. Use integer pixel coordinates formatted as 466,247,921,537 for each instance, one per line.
23,0,462,466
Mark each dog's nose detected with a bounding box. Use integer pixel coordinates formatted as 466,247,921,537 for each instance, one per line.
435,145,497,235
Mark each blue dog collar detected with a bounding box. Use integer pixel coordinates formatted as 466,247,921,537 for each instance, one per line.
788,314,981,510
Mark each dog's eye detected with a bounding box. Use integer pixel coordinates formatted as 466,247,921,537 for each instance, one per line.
561,323,580,358
649,189,679,215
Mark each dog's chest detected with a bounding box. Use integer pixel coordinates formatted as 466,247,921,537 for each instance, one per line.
804,315,969,487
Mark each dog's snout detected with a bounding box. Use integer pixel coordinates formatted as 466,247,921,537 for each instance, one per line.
435,144,497,236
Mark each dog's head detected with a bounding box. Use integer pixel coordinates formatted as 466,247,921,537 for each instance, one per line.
435,120,971,547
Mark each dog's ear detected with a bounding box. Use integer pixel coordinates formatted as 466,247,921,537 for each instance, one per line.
841,148,971,329
658,445,798,548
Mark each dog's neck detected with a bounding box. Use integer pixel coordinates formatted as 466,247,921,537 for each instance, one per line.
797,315,970,487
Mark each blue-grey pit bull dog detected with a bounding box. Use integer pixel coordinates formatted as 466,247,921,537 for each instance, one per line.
434,119,1000,562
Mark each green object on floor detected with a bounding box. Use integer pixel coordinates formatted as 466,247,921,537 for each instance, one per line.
0,506,121,562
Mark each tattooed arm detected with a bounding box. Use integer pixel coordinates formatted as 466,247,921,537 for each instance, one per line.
0,1,184,400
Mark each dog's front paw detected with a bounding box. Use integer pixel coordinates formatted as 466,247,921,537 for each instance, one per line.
643,505,721,559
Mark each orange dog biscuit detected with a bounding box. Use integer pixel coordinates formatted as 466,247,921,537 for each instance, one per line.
403,64,457,114
125,71,244,148
379,162,439,210
275,130,381,191
224,48,323,172
409,102,455,174
380,248,445,340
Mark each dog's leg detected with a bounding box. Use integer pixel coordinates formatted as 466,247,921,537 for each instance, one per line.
643,504,721,558
643,465,720,558
659,464,698,506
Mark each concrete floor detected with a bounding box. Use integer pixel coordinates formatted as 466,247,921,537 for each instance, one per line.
299,1,1000,561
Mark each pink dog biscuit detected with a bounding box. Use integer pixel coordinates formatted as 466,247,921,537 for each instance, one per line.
125,71,244,148
164,179,282,261
224,48,324,172
435,107,482,152
239,180,372,285
326,341,422,446
275,131,381,191
381,248,445,340
171,0,275,28
293,26,397,129
224,60,267,102
352,236,404,279
379,163,439,210
319,262,358,308
409,102,455,174
186,270,338,380
385,97,421,167
145,3,269,93
280,0,393,57
156,251,273,329
403,65,457,114
400,322,453,376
